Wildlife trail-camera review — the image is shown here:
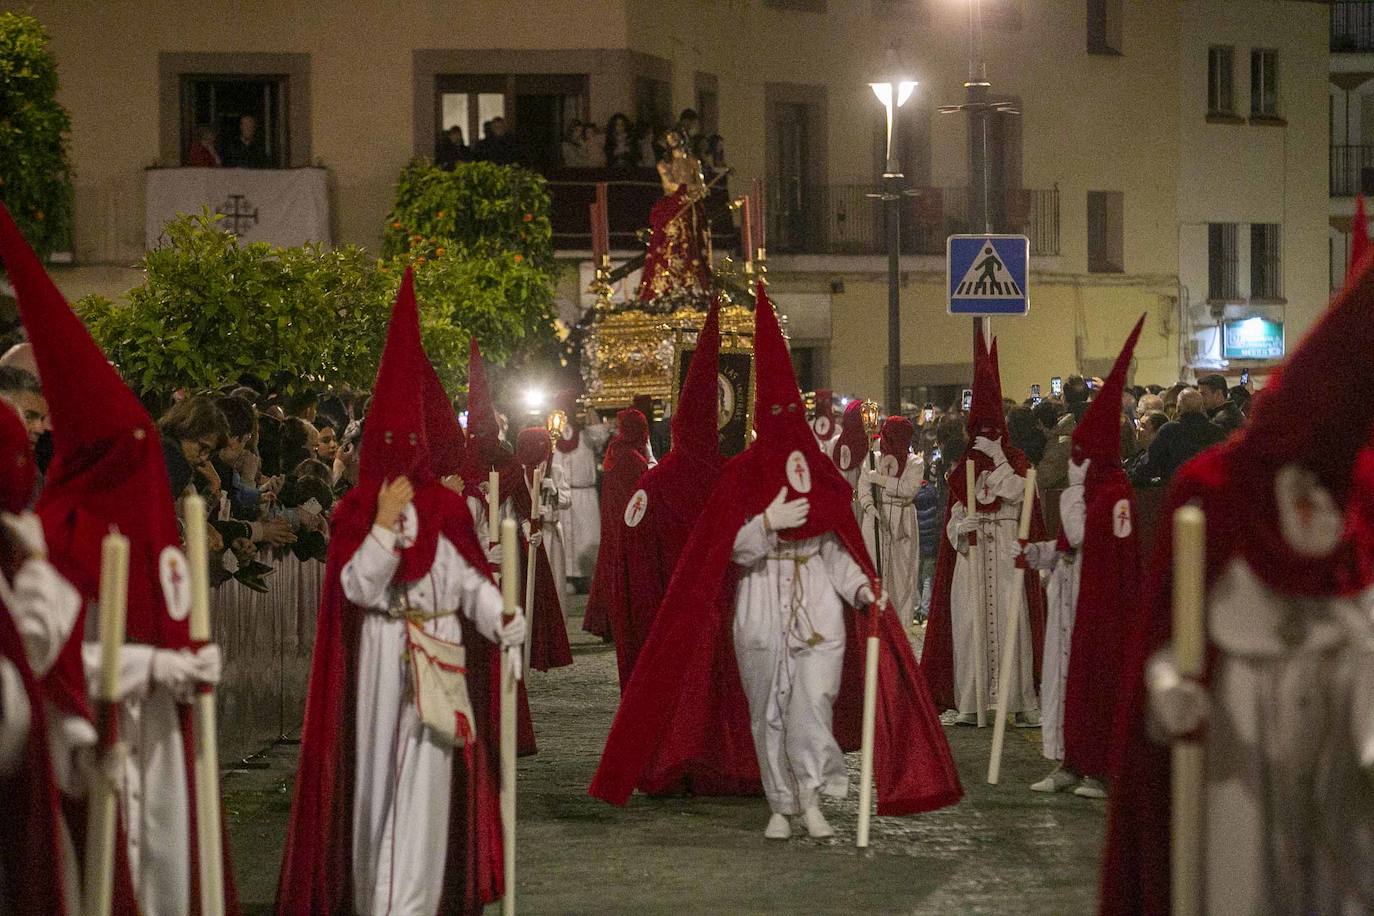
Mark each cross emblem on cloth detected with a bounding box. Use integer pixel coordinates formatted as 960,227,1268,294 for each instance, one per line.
217,194,260,234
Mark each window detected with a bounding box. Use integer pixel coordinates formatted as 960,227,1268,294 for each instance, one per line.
1087,191,1123,273
434,73,587,168
1250,223,1282,299
1208,46,1234,116
1208,223,1239,300
1087,0,1123,55
1250,49,1278,118
179,74,287,167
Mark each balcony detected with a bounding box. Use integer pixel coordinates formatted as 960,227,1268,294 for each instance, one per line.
541,171,1059,261
1333,1,1374,53
766,184,1060,258
543,167,738,252
1331,144,1374,196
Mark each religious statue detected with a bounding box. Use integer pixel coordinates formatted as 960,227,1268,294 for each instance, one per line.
636,130,712,309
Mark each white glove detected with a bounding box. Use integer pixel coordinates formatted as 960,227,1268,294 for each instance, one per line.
540,477,558,498
1068,457,1091,488
763,487,810,533
151,646,220,701
972,436,1006,466
955,516,979,538
856,584,887,607
506,646,523,684
859,465,877,487
499,611,527,649
1146,648,1209,740
1,511,46,557
521,520,543,548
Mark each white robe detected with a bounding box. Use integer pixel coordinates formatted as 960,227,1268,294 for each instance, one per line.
551,424,608,581
81,640,190,916
947,462,1038,717
856,453,924,621
342,522,506,916
1193,561,1374,914
540,465,574,605
731,517,868,815
1023,483,1085,762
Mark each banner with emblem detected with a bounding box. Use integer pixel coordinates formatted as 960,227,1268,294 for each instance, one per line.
672,338,754,457
145,167,330,250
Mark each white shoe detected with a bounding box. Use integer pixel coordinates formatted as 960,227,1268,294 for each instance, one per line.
802,806,834,839
1013,710,1042,729
1030,767,1079,794
953,712,978,726
1073,777,1107,799
764,813,792,840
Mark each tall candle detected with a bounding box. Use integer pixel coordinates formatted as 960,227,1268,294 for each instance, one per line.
488,470,501,547
96,533,130,701
1018,469,1037,540
752,176,767,251
738,197,753,263
184,494,211,642
1172,506,1205,676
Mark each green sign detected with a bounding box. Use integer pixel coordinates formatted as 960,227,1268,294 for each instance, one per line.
1222,317,1284,360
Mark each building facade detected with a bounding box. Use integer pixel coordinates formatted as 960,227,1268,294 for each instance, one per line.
28,0,1328,403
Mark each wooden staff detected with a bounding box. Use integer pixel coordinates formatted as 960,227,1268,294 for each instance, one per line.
522,464,544,675
84,531,130,916
1171,506,1206,916
967,459,987,728
488,470,500,549
987,469,1037,784
499,518,520,916
855,589,882,849
184,494,225,916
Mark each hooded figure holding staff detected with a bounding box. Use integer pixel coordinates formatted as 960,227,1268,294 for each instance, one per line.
591,285,961,838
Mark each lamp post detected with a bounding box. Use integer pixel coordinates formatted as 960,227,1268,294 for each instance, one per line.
870,79,916,415
938,0,1019,349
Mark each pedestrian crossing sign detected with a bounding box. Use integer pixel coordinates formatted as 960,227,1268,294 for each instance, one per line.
946,234,1030,316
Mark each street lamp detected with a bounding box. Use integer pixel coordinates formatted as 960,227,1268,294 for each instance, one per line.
869,78,917,415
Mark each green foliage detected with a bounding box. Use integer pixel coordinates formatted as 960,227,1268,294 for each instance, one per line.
77,203,557,396
383,159,555,272
0,13,73,260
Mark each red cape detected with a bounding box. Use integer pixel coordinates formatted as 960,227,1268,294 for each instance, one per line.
583,450,649,646
622,447,724,688
921,448,1048,712
276,484,519,914
588,455,964,815
0,603,69,916
1061,471,1137,779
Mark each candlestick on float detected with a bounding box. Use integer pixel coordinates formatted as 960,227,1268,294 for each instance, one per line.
499,518,520,916
967,459,987,728
1171,505,1206,916
84,531,130,916
987,468,1037,784
184,494,225,916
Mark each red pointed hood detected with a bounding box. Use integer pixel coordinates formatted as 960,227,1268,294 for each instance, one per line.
462,336,510,482
831,400,869,472
1072,314,1145,468
0,402,36,514
740,284,857,541
0,200,187,654
879,415,915,477
811,388,837,439
516,426,552,473
360,269,432,489
968,330,1008,443
1351,194,1370,285
420,359,466,479
672,297,722,457
604,408,648,473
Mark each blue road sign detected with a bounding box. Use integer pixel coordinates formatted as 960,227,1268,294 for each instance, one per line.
946,234,1030,316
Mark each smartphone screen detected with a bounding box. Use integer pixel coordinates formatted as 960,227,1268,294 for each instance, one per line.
961,388,973,412
1031,384,1041,399
1240,369,1250,385
923,407,934,422
1051,376,1063,398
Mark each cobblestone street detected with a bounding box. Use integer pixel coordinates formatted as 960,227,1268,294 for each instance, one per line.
226,598,1106,914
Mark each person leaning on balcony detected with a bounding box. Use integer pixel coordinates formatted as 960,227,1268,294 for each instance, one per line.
604,113,640,169
187,123,221,167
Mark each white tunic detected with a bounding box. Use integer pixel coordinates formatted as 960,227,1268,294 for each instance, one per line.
343,522,506,916
551,424,609,580
1023,483,1085,762
540,465,574,605
947,462,1038,717
731,517,869,815
1196,561,1374,915
856,453,924,621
